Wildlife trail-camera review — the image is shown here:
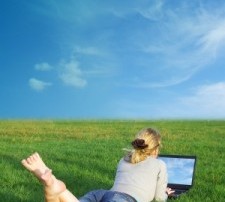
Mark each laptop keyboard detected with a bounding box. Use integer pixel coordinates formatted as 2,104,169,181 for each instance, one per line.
175,189,186,194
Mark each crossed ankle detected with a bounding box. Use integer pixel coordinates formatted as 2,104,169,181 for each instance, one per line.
44,178,67,197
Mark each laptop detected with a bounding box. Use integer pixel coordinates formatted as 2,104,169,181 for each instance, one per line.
158,154,197,199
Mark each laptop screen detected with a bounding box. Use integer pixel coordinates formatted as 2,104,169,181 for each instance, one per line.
158,155,196,187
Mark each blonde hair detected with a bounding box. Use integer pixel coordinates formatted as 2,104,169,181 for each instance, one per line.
125,128,161,164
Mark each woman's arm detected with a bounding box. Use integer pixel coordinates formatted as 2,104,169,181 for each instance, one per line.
154,161,168,201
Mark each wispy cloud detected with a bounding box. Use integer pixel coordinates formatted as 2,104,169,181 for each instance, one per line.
180,82,225,117
136,0,164,21
124,1,225,87
29,0,103,24
112,82,225,119
29,78,52,91
197,19,225,57
29,0,225,90
34,62,53,71
74,46,104,56
59,58,87,88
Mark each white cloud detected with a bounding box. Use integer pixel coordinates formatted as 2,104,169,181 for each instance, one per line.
34,62,53,71
30,46,114,90
74,46,104,56
112,82,225,119
181,82,225,115
59,59,87,88
29,78,52,91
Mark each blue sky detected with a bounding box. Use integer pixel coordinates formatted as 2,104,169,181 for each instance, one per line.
1,0,225,119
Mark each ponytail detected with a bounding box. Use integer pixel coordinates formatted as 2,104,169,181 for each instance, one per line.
125,128,161,164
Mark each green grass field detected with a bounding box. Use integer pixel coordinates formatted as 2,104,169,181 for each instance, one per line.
1,120,225,201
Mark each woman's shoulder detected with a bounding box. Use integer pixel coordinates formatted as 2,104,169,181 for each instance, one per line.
157,158,166,167
119,157,166,169
145,157,167,168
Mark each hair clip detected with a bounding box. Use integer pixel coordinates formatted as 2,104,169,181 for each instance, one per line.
132,138,148,149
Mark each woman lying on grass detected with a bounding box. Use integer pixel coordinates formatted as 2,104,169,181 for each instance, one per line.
21,127,174,202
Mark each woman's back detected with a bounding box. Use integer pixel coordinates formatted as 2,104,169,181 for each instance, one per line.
111,157,168,202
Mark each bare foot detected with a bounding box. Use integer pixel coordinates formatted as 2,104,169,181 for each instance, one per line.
22,153,80,202
21,152,50,181
21,152,66,197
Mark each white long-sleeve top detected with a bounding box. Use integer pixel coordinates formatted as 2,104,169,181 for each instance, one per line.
110,157,168,202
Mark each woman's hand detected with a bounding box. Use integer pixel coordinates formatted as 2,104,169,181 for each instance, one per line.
166,187,175,196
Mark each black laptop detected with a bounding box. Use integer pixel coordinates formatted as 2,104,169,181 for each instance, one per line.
158,155,197,199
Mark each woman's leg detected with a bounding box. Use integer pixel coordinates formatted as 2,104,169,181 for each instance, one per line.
21,152,79,202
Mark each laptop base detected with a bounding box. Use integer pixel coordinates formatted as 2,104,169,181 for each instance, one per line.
168,189,187,199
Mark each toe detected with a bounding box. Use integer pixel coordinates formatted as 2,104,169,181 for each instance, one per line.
27,157,33,164
21,159,29,167
33,152,39,160
30,154,36,161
